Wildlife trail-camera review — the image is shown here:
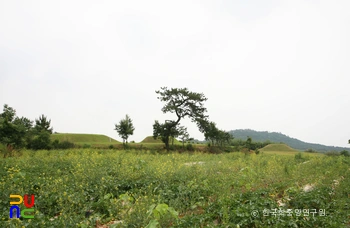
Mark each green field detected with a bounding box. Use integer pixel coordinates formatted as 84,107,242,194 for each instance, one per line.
259,144,324,157
51,133,121,145
1,149,349,227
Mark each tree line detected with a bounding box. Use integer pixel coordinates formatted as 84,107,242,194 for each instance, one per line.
113,87,235,151
0,104,54,153
2,87,272,153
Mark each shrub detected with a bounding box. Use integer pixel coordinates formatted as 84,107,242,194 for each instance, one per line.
58,140,75,149
186,143,195,152
305,148,317,153
207,146,222,154
340,150,349,157
82,144,91,149
30,132,51,150
169,144,182,151
294,152,306,162
51,140,75,149
222,146,234,153
325,151,340,156
1,143,17,158
109,145,114,149
52,139,59,149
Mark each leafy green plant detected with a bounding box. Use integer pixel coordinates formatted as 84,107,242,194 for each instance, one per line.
146,203,178,227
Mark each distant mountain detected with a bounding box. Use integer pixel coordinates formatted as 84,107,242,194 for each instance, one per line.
229,129,350,152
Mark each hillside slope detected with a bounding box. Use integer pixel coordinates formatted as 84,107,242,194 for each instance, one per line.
260,143,298,152
229,129,349,152
140,136,180,144
51,133,120,144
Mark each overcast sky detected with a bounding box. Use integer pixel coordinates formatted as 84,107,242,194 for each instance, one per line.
1,0,349,147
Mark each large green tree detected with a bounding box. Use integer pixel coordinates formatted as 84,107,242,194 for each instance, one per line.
153,120,173,149
0,104,29,148
13,116,34,147
0,105,54,151
115,114,135,145
153,87,208,151
29,114,53,150
197,119,232,147
34,114,53,134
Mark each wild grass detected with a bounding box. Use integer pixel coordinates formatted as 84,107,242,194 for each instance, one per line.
0,149,348,227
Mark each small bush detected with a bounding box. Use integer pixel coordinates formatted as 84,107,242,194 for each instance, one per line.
169,144,182,151
52,140,75,149
58,141,75,149
207,146,222,154
83,144,91,149
52,139,59,149
294,152,305,161
305,148,317,153
340,150,349,156
186,143,195,152
325,151,340,156
109,145,114,149
221,146,234,153
30,132,52,150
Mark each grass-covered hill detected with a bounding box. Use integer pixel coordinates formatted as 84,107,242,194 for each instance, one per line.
140,136,180,144
229,129,349,152
260,143,298,152
51,133,120,145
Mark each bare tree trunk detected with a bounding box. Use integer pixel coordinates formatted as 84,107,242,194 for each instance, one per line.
165,136,170,151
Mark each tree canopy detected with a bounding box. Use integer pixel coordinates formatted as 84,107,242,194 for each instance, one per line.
153,87,209,150
34,114,53,134
0,104,53,152
115,114,135,145
156,87,208,124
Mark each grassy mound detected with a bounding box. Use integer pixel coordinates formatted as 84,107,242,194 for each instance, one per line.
260,143,298,152
140,136,180,144
51,133,120,144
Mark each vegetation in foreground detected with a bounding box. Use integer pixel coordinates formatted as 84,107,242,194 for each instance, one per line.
1,149,349,227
